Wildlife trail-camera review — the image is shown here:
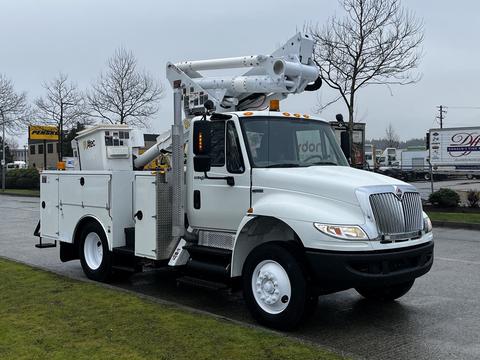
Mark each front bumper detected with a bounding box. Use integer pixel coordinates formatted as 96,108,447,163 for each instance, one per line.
305,241,434,292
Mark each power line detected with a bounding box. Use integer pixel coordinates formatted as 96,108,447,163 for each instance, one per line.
445,106,480,110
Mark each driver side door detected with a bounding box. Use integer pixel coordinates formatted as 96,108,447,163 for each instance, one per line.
189,120,251,232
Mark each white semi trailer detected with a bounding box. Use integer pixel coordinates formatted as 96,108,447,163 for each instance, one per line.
429,126,480,178
36,33,433,329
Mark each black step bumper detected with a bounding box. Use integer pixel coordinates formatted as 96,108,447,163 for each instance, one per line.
305,241,434,291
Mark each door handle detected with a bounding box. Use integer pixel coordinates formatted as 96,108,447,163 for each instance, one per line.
252,188,264,193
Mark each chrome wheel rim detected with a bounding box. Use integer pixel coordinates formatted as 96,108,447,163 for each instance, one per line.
84,232,103,270
251,260,291,314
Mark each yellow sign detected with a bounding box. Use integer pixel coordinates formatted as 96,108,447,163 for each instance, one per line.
29,125,59,140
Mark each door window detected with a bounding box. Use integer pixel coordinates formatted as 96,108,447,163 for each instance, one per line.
226,121,245,173
210,121,225,167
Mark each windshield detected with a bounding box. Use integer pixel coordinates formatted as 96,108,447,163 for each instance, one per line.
241,116,348,168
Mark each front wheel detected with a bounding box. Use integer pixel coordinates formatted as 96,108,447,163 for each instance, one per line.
355,280,414,301
79,222,112,282
242,244,315,330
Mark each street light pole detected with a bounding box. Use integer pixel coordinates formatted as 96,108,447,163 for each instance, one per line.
2,118,5,191
59,102,63,162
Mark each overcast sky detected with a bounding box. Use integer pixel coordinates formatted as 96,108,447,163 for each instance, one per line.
1,0,480,146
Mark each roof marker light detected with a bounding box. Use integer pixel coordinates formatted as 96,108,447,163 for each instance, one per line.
269,99,280,111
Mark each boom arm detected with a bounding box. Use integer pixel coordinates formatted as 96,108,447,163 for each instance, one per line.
166,33,320,115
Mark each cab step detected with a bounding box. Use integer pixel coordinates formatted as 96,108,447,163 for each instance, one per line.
183,245,232,281
183,244,232,262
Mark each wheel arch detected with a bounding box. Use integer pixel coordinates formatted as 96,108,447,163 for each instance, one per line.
231,215,304,277
73,215,110,250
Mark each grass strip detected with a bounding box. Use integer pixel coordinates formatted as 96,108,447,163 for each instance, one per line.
0,258,344,360
0,189,40,197
427,211,480,224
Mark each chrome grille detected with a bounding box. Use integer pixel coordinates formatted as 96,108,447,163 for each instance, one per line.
369,192,423,235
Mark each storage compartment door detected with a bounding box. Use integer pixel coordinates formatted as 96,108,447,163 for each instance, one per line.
134,175,157,259
40,174,59,239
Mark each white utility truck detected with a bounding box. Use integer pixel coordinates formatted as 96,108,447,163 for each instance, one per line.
429,126,480,179
36,33,434,329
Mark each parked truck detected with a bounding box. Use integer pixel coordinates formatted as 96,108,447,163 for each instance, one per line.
35,33,434,329
429,126,480,179
399,148,430,181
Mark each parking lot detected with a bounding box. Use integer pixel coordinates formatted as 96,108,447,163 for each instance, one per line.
1,194,479,360
412,178,480,200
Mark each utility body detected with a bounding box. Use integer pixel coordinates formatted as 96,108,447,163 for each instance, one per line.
36,33,433,329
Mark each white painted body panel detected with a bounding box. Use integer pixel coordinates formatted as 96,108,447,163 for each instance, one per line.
40,170,134,250
134,173,158,259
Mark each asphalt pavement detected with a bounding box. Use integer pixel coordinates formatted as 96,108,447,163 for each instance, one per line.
1,194,479,360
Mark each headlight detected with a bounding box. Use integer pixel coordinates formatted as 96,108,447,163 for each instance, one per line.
314,223,368,240
423,213,433,233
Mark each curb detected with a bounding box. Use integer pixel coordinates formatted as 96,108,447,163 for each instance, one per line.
432,220,480,231
0,191,40,198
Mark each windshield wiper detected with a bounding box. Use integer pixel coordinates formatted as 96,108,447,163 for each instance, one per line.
265,163,301,168
308,161,338,166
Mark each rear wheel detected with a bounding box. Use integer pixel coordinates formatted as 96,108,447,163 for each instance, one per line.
355,280,414,301
79,222,112,282
242,244,315,330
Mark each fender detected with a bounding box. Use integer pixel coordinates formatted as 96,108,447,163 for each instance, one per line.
231,191,371,277
72,214,112,250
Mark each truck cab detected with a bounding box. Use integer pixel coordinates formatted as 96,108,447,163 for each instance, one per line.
184,110,433,327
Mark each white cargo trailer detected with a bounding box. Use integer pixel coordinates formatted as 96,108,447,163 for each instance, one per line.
400,148,430,180
35,33,434,330
429,127,480,178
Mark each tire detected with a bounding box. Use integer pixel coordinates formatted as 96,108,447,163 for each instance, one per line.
424,173,431,181
79,221,112,282
242,243,315,330
355,280,414,302
466,174,474,180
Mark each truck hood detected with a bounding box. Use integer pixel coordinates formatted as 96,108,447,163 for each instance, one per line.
252,166,407,205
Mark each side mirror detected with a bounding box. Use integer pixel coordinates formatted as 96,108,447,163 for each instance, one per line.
340,132,350,159
335,113,344,123
193,121,212,172
194,155,211,172
193,121,212,155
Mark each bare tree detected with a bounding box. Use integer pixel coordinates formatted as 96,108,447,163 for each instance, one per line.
35,73,90,160
6,137,19,150
385,122,400,148
88,48,163,128
310,0,423,159
0,74,29,190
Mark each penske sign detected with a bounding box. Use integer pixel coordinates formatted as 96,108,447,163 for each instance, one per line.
29,125,59,140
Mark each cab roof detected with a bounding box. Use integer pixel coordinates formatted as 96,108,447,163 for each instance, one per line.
206,110,330,124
